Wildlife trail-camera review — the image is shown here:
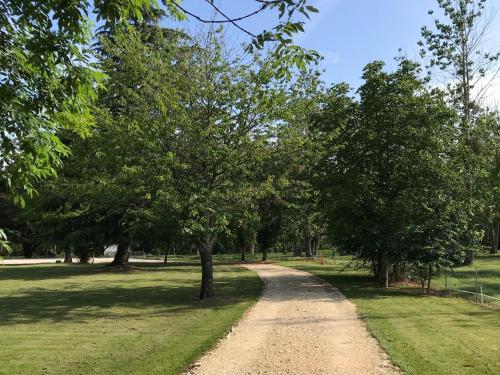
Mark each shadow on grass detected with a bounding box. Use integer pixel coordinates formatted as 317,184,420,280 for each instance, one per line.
0,262,204,281
287,263,500,326
0,264,261,325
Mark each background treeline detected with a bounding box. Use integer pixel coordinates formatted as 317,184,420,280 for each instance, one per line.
1,1,499,298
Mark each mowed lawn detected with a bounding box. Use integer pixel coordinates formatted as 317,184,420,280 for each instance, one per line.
433,253,500,302
0,263,262,375
280,257,500,375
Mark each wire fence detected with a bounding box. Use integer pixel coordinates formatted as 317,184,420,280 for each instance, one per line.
442,267,500,306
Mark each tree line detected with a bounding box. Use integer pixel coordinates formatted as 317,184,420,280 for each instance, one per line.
1,0,499,298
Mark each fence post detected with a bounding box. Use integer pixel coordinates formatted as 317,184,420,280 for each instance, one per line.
475,268,479,304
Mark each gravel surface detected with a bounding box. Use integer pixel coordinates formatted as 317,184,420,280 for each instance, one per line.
186,263,400,375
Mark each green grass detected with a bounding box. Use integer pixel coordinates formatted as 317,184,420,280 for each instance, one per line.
432,253,500,302
0,262,262,375
277,257,500,375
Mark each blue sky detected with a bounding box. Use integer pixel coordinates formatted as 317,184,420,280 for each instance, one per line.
169,0,500,105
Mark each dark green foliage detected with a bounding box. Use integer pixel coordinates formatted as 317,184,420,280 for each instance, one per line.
315,60,464,288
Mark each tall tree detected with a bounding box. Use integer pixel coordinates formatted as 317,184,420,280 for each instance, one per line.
420,0,500,264
316,60,461,288
172,30,283,298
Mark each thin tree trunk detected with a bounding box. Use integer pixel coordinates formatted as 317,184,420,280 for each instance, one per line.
108,240,130,266
490,221,499,254
377,250,389,288
426,264,432,294
304,234,312,258
293,239,301,257
312,237,320,257
199,234,215,300
241,244,246,262
262,247,268,261
238,228,246,262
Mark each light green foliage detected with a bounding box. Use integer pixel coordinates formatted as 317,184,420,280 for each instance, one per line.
0,0,319,201
0,263,262,375
0,228,10,254
0,0,318,248
0,1,157,199
171,29,284,243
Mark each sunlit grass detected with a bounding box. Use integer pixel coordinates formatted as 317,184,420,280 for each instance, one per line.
0,263,262,375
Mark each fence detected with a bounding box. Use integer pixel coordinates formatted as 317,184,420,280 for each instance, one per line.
443,267,500,306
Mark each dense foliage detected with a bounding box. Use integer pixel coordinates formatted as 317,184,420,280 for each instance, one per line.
1,0,499,297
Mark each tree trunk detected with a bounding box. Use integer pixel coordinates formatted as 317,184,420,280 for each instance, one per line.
237,228,246,262
312,237,320,257
63,249,73,263
108,240,130,266
426,264,432,294
304,234,312,258
377,250,389,288
490,221,499,254
262,247,268,261
293,239,301,257
463,249,474,266
241,245,246,262
22,241,35,258
390,263,405,283
199,235,215,300
78,246,90,264
164,249,168,264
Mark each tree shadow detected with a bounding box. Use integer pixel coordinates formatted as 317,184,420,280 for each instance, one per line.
0,265,261,325
0,262,204,282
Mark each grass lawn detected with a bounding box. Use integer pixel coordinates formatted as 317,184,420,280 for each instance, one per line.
0,263,262,375
278,257,500,375
432,253,500,302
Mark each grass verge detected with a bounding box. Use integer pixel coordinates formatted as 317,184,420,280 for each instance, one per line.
0,263,262,375
278,257,500,375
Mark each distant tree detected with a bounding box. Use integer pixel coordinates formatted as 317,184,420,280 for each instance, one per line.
420,0,500,264
272,71,326,258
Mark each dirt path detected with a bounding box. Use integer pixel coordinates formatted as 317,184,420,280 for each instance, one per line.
186,263,399,375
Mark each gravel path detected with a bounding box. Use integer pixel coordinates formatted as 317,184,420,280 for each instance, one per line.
186,263,400,375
